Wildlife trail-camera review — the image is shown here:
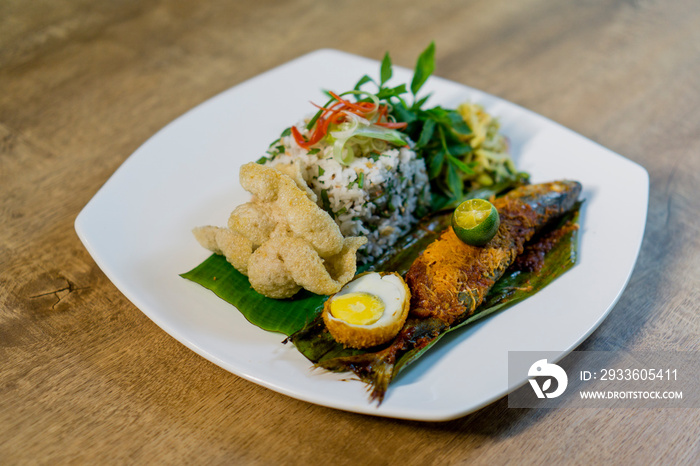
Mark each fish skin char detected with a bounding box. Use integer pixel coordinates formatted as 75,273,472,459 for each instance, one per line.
407,180,582,325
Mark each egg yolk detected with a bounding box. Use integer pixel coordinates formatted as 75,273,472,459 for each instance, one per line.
329,292,385,325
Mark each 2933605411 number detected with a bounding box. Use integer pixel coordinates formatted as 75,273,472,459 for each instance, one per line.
599,368,677,381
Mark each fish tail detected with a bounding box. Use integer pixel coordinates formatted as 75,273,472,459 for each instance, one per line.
316,350,396,404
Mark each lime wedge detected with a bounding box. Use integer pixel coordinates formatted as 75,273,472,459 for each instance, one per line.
452,199,500,246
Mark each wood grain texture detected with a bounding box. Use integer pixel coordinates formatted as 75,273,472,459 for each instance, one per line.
2,0,699,464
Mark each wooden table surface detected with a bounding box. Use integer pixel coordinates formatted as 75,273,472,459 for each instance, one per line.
2,0,699,463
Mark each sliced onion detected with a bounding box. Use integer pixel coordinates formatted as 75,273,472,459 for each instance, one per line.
333,138,355,164
329,112,363,140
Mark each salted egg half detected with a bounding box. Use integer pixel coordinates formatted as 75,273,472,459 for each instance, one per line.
322,271,410,349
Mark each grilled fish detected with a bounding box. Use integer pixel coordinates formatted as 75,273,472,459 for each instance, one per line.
317,180,582,403
407,180,581,325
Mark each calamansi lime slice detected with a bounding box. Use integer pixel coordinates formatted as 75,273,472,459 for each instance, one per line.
452,199,500,246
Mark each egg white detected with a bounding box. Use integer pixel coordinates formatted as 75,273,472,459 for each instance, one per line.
326,272,407,329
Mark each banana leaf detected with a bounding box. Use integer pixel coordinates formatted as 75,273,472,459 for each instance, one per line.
390,207,580,376
290,205,580,371
180,178,528,337
181,204,580,374
180,203,452,337
181,254,325,335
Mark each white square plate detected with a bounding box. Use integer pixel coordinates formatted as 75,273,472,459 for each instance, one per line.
75,49,648,421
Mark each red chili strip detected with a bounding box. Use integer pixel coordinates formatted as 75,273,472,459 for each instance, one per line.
293,91,407,148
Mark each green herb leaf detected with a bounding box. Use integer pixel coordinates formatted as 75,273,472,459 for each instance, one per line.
411,42,436,96
321,189,332,213
354,74,373,90
445,111,472,136
447,153,475,175
412,93,432,110
391,101,418,124
444,142,472,157
430,191,452,212
428,149,445,179
437,174,530,211
416,118,436,148
446,162,463,200
376,84,407,100
380,52,392,85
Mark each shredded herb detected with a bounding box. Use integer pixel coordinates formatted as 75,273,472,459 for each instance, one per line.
349,172,364,189
320,189,332,214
